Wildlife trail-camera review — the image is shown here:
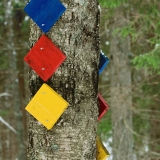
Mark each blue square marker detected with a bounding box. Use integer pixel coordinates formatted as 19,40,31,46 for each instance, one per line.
99,51,109,74
24,0,66,33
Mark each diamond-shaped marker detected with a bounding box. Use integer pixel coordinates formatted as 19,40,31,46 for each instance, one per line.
99,51,109,74
24,35,66,81
25,83,69,130
98,93,109,121
97,136,110,160
24,0,66,33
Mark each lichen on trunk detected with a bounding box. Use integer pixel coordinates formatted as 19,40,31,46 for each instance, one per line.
27,0,100,159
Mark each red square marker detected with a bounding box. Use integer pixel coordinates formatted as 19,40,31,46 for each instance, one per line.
24,35,66,81
98,93,109,121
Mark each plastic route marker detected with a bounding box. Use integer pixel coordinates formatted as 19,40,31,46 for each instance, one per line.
24,35,66,81
97,136,110,160
25,83,69,130
99,51,109,74
24,0,66,33
98,93,109,121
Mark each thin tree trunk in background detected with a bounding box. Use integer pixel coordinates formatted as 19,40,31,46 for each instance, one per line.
27,0,100,159
3,0,18,159
13,7,28,159
150,104,160,160
110,7,133,160
0,0,31,159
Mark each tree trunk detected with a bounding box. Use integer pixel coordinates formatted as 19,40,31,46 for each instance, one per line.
110,7,133,160
14,7,28,159
150,103,160,160
27,0,100,159
2,1,18,159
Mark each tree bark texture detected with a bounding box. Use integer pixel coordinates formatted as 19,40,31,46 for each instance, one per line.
27,0,100,159
110,7,133,160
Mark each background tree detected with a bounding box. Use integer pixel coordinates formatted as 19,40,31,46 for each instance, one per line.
0,0,29,159
27,0,100,159
109,7,133,160
98,0,160,160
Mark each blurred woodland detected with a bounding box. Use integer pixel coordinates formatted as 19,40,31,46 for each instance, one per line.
0,0,160,160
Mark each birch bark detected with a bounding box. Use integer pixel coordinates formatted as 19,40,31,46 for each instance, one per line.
27,0,100,159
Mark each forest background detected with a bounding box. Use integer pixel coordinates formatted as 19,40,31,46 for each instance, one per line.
0,0,160,160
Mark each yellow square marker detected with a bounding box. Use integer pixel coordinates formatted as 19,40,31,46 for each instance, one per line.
97,137,110,160
25,83,69,130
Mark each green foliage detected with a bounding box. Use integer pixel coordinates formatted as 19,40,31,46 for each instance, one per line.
12,1,26,8
132,46,160,72
0,51,9,70
0,2,5,36
130,1,160,72
133,75,160,142
0,110,9,117
97,110,111,136
99,0,160,73
98,0,128,8
0,3,4,23
21,16,30,34
113,24,136,39
107,0,160,73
